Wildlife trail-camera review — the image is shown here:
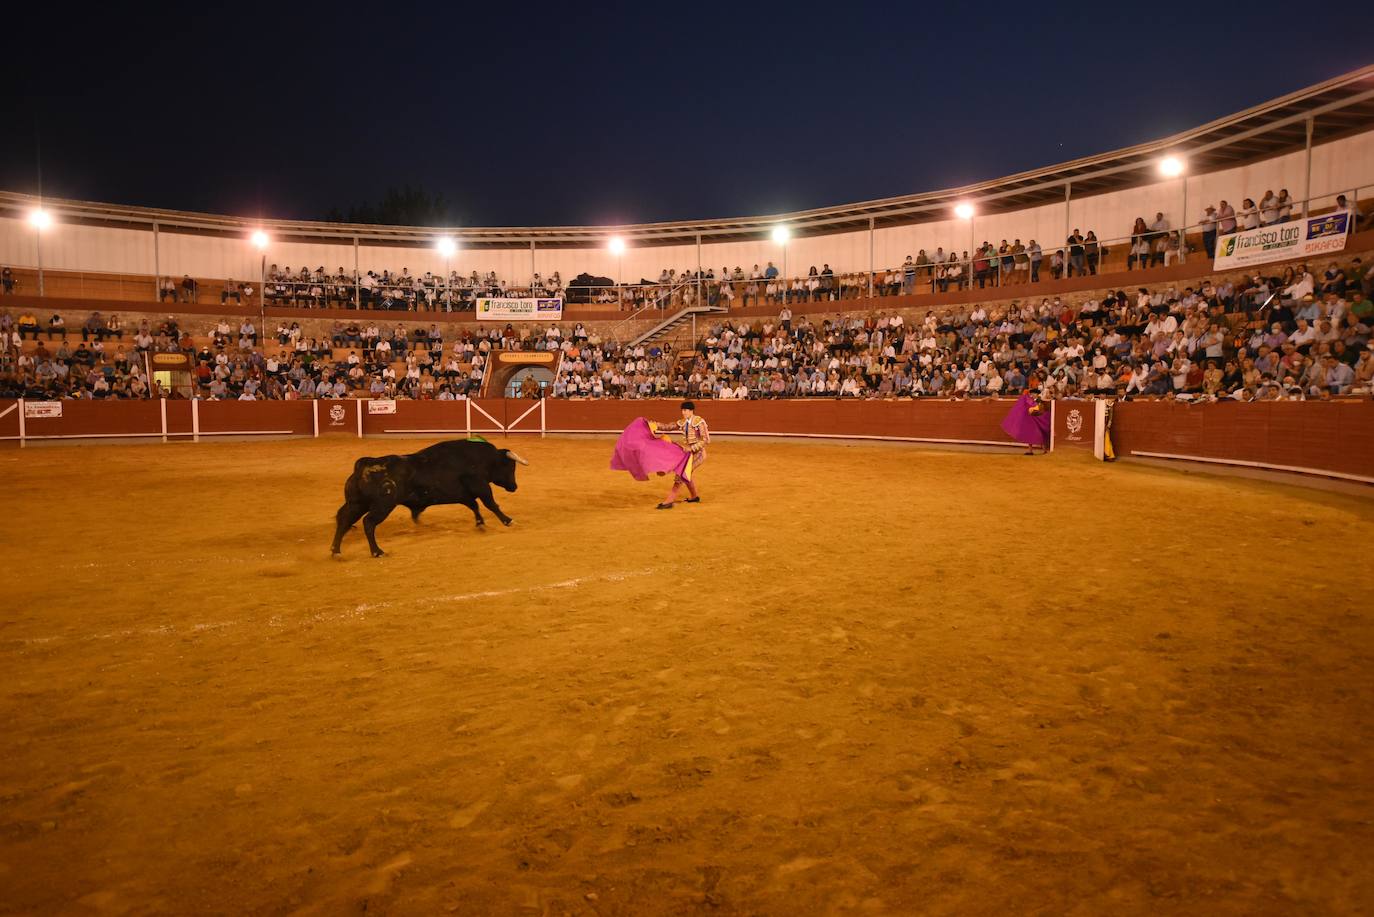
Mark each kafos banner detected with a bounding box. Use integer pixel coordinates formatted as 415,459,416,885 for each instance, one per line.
1214,211,1349,270
475,297,564,321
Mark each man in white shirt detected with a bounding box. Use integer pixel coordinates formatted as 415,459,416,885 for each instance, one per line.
1200,205,1218,257
1289,319,1317,349
1259,191,1279,225
1284,271,1315,302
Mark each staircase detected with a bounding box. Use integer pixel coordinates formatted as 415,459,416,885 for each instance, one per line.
630,302,726,347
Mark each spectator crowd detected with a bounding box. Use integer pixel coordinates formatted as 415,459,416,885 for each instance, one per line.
3,251,1372,402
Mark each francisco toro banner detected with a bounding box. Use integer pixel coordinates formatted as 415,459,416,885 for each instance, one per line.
1213,211,1349,270
475,297,564,321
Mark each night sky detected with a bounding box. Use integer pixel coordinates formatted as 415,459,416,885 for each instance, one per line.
5,1,1372,228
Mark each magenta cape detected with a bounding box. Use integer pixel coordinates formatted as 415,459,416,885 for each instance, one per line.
610,418,691,481
1001,393,1051,447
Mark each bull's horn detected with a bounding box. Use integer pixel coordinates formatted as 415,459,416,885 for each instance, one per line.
506,450,530,466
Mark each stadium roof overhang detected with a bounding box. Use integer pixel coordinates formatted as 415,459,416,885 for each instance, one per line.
2,64,1373,249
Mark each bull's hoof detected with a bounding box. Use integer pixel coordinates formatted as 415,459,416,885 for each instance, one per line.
371,549,386,558
501,518,513,527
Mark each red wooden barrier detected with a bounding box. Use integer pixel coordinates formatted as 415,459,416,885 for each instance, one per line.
1111,400,1374,481
4,396,1371,486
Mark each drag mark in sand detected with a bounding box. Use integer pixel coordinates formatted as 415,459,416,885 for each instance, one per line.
9,568,659,647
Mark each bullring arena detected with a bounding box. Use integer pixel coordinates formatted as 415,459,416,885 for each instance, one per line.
4,67,1374,915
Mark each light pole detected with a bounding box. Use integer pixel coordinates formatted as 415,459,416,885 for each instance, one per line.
30,208,52,296
609,237,626,305
955,203,975,281
1159,156,1186,263
438,237,457,311
772,225,790,287
252,231,269,334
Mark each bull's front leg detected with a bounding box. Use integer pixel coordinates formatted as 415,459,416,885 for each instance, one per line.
460,497,486,528
332,502,367,555
473,483,513,526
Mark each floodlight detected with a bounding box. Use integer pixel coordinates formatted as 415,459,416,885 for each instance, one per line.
608,237,626,255
437,237,457,257
1159,156,1185,178
29,209,52,230
954,202,975,220
771,226,791,243
251,230,269,249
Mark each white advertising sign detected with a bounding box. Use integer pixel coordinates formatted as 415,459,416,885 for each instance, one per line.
475,297,564,321
1213,211,1349,270
23,401,63,418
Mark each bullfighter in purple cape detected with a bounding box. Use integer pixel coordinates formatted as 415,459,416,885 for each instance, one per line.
1001,391,1051,455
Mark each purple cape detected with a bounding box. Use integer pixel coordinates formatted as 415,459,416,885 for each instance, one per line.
610,418,690,481
1001,393,1051,447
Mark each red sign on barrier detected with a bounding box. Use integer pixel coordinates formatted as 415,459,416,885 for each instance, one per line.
317,399,360,436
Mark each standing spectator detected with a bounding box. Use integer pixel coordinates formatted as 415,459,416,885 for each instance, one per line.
1066,230,1086,277
180,274,198,303
1200,205,1218,258
1217,200,1237,236
1028,240,1043,282
1277,189,1294,222
2,267,14,294
901,256,917,295
1085,232,1103,275
1238,198,1260,230
1259,190,1280,225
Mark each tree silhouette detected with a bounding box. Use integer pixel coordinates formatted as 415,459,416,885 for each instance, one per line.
324,186,454,227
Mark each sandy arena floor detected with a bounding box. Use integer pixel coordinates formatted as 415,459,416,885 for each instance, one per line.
1,435,1372,915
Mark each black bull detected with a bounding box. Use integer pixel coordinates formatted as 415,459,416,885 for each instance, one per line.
331,440,528,557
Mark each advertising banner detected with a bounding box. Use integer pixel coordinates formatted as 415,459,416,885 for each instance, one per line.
475,297,564,321
1213,211,1349,270
24,401,63,418
367,400,397,415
